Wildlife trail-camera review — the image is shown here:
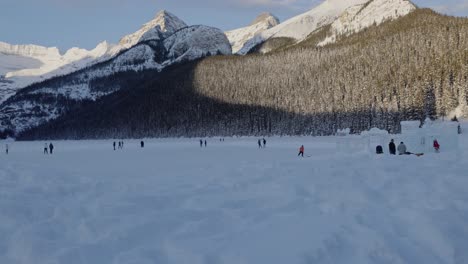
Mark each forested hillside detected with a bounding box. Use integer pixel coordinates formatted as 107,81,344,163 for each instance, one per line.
18,9,468,140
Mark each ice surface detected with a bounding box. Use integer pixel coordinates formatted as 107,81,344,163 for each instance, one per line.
1,131,467,264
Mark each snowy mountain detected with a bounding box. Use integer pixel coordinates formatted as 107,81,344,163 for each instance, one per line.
225,13,280,53
118,10,188,49
319,0,417,45
0,10,187,104
238,0,416,54
0,41,117,103
0,23,231,133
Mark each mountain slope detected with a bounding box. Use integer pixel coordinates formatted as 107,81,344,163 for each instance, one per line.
225,13,280,53
0,10,187,104
17,9,468,140
238,0,417,54
0,24,231,133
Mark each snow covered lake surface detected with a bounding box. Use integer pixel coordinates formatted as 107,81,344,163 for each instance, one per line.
1,135,468,264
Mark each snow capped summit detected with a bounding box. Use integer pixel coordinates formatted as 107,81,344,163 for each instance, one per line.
238,0,417,54
118,10,188,49
319,0,417,45
225,13,280,53
238,0,368,54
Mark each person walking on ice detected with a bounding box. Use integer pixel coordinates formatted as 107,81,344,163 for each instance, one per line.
263,138,267,148
389,139,396,155
204,140,207,147
5,144,8,155
44,143,48,154
49,143,54,154
113,141,116,150
298,145,305,157
433,139,440,153
258,139,262,148
200,139,203,148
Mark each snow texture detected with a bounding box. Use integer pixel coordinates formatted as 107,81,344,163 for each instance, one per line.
0,125,467,264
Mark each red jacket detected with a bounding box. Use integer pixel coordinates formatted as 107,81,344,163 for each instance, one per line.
433,140,440,149
299,146,304,152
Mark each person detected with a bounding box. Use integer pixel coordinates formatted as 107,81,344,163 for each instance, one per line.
44,143,48,154
204,140,207,147
398,142,410,155
49,143,54,154
121,141,124,149
113,141,116,151
376,145,384,154
263,138,267,148
298,145,305,157
200,139,203,147
389,139,396,155
458,124,462,134
5,144,8,155
141,141,145,148
258,139,262,148
433,139,440,153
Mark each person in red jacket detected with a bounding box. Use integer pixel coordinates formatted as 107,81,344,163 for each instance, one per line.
433,139,440,153
298,145,305,157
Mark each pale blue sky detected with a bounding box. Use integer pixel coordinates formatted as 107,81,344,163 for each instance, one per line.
1,0,467,52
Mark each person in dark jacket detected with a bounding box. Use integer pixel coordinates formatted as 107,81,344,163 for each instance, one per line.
258,139,262,148
49,143,54,154
204,140,207,147
389,139,396,155
113,141,116,150
262,138,267,148
141,141,145,148
44,143,48,154
200,139,203,147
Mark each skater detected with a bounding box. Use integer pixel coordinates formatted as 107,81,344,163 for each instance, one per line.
204,140,207,147
44,143,48,154
376,145,384,154
433,139,440,153
389,139,396,155
49,143,54,154
263,138,266,148
458,124,462,134
298,145,305,157
5,144,8,155
141,141,145,148
113,141,116,151
258,139,262,148
200,139,203,147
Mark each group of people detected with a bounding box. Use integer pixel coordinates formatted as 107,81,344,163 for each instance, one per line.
43,143,54,154
200,140,207,147
378,139,440,155
258,138,267,148
113,141,125,150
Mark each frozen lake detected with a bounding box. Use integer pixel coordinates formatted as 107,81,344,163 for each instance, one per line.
1,135,468,264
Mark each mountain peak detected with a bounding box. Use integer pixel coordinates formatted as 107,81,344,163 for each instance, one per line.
118,10,187,48
250,12,280,26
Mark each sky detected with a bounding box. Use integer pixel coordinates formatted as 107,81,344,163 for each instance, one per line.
1,0,467,52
